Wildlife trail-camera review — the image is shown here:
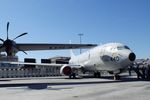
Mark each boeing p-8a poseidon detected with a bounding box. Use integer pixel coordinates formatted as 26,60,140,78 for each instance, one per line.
60,43,136,80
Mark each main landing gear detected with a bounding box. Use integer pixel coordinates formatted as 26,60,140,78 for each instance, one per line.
69,73,76,79
94,72,101,78
113,74,120,80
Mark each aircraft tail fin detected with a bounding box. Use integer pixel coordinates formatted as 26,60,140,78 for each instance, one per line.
69,40,75,58
70,49,75,58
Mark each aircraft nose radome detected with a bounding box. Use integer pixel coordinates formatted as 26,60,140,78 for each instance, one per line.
128,53,136,61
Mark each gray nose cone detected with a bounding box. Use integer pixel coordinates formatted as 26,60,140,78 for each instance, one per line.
129,53,136,61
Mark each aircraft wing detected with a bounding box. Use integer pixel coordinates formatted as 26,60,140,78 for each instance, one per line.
0,61,64,67
1,61,81,68
1,61,83,77
10,61,64,67
16,43,97,51
10,62,81,67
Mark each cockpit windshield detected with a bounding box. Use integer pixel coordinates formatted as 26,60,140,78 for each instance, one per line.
117,46,130,50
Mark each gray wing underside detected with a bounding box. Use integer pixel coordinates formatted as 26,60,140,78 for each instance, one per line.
16,43,97,51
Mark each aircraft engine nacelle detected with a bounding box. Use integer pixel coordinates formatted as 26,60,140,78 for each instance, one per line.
60,65,72,76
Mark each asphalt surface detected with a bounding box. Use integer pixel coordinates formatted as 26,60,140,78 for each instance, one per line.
0,75,150,100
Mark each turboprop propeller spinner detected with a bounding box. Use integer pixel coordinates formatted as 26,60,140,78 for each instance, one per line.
0,22,96,56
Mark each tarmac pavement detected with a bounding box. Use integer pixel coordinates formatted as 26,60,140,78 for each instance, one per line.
0,75,150,100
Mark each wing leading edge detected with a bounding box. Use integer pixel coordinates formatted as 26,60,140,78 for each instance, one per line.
16,43,97,51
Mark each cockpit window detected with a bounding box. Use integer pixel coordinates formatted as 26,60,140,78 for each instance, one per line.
117,46,130,50
124,46,130,49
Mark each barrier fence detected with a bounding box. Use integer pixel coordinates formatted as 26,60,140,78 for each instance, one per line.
0,66,61,78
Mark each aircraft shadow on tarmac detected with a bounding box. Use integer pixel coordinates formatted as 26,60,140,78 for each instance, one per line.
6,85,74,90
0,79,11,82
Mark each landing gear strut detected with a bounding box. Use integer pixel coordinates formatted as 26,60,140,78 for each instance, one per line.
113,74,120,80
94,72,101,78
69,73,76,79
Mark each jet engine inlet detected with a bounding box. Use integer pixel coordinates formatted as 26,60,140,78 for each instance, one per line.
60,65,72,76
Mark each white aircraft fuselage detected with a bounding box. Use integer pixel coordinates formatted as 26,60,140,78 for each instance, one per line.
68,43,136,75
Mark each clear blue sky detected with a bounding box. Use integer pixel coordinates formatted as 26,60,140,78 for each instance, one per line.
0,0,150,61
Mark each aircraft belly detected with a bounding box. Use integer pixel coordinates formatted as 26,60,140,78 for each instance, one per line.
95,62,125,71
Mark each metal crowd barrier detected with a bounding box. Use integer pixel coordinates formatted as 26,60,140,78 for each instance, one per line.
0,66,61,78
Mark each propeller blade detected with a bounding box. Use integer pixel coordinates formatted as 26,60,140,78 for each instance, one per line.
15,47,27,55
7,22,9,39
13,32,28,40
22,50,28,55
0,38,5,42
